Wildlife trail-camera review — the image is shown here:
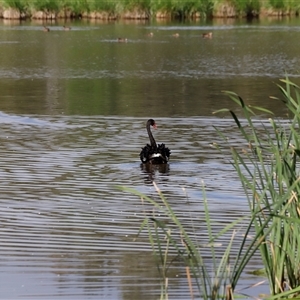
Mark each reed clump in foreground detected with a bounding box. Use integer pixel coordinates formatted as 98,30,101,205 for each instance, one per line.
122,182,249,300
0,0,299,19
123,77,300,299
214,77,300,298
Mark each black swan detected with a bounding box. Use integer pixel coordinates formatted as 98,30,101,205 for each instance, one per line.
140,119,170,164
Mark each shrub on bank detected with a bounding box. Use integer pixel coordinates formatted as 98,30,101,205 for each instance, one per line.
0,0,299,19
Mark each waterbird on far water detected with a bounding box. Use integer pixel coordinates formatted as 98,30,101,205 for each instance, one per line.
43,26,50,32
172,33,180,37
202,32,212,38
140,119,170,164
63,25,71,31
117,37,128,43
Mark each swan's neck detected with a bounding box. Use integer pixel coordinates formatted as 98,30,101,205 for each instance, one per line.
147,123,157,148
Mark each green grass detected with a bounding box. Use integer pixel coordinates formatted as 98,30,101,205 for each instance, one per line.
230,0,261,16
122,183,249,300
0,0,299,18
121,181,274,300
214,77,300,298
1,0,27,11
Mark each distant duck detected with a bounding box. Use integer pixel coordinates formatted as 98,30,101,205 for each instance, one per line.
43,26,50,32
202,32,212,38
140,119,170,164
172,33,180,38
117,37,128,43
147,32,154,37
63,25,71,31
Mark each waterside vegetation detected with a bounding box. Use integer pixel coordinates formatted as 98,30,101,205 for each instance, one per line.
214,77,300,298
123,77,300,299
0,0,300,20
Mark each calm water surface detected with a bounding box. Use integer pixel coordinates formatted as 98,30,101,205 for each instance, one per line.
0,17,299,299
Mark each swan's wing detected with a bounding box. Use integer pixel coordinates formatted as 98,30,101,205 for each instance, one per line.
140,144,155,163
157,143,171,159
140,143,170,164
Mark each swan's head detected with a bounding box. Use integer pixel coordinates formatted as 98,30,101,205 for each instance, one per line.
148,119,157,129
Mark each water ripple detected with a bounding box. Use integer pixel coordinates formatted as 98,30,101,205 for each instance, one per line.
0,115,269,299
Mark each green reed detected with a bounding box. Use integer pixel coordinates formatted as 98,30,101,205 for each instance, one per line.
123,78,300,299
229,0,261,16
269,0,292,9
121,183,250,300
1,0,27,11
1,0,299,18
214,77,300,298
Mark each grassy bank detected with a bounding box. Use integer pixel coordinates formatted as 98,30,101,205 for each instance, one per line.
0,0,299,19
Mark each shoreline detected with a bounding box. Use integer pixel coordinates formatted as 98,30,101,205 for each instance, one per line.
0,2,299,21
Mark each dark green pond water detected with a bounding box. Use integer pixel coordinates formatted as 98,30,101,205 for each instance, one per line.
0,16,299,299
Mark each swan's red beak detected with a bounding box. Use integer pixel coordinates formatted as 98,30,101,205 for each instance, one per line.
153,123,157,129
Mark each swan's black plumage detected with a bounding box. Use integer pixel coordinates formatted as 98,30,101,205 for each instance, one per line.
140,119,170,164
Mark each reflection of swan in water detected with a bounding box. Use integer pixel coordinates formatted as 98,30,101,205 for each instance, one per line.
140,163,170,183
141,163,169,174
